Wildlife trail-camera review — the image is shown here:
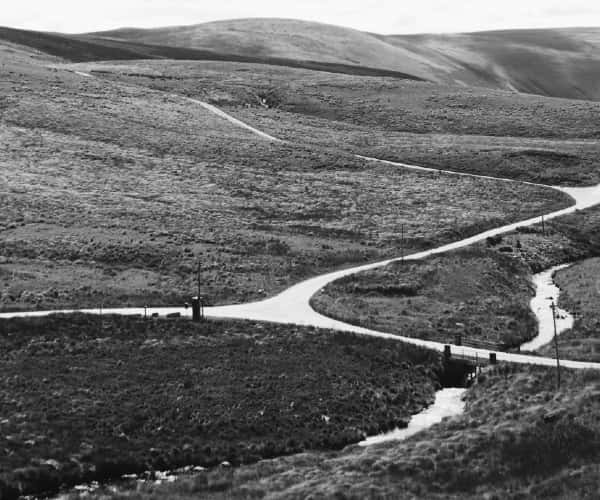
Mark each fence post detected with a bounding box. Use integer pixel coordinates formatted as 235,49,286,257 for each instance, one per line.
444,345,452,361
192,296,201,322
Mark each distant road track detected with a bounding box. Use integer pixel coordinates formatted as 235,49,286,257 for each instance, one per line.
5,68,600,370
188,98,283,143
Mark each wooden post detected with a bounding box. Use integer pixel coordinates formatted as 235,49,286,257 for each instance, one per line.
444,345,451,361
192,297,201,322
197,260,201,302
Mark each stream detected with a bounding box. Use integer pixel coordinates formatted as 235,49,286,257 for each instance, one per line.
521,264,574,352
359,388,467,446
360,262,576,447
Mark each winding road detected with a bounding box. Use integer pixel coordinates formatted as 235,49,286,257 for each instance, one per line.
3,81,600,370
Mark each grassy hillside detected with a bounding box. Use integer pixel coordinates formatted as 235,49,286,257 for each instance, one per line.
0,26,423,80
92,19,600,100
92,18,436,81
389,28,600,100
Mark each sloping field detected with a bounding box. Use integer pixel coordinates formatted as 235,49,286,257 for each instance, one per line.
91,19,600,100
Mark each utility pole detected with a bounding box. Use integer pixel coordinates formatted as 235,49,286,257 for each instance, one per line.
551,301,561,390
192,259,204,322
542,215,546,236
197,260,201,302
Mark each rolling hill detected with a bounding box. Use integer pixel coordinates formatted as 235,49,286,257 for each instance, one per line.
92,18,600,100
0,26,424,81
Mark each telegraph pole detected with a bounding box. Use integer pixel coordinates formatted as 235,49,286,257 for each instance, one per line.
198,259,202,299
542,215,546,236
193,259,204,322
551,301,561,389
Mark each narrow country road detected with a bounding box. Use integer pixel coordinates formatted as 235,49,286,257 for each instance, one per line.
4,73,600,370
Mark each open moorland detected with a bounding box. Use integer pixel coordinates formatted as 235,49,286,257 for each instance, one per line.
61,365,600,500
2,20,600,500
67,59,600,186
0,43,571,313
0,314,447,498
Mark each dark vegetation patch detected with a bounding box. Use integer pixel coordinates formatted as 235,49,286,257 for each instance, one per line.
0,315,443,498
311,248,536,350
72,366,600,499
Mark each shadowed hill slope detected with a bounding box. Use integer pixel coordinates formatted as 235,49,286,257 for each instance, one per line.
93,18,438,81
0,26,424,81
93,18,600,100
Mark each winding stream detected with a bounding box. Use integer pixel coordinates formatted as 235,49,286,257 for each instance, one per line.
359,262,576,447
359,388,467,446
521,264,574,352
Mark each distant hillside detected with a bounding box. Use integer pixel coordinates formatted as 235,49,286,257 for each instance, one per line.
93,19,600,100
389,28,600,100
0,26,424,81
93,19,439,81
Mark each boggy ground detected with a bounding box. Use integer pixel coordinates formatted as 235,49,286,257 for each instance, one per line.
312,204,600,353
0,314,444,498
70,59,600,186
535,258,600,362
0,45,569,312
63,365,600,499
